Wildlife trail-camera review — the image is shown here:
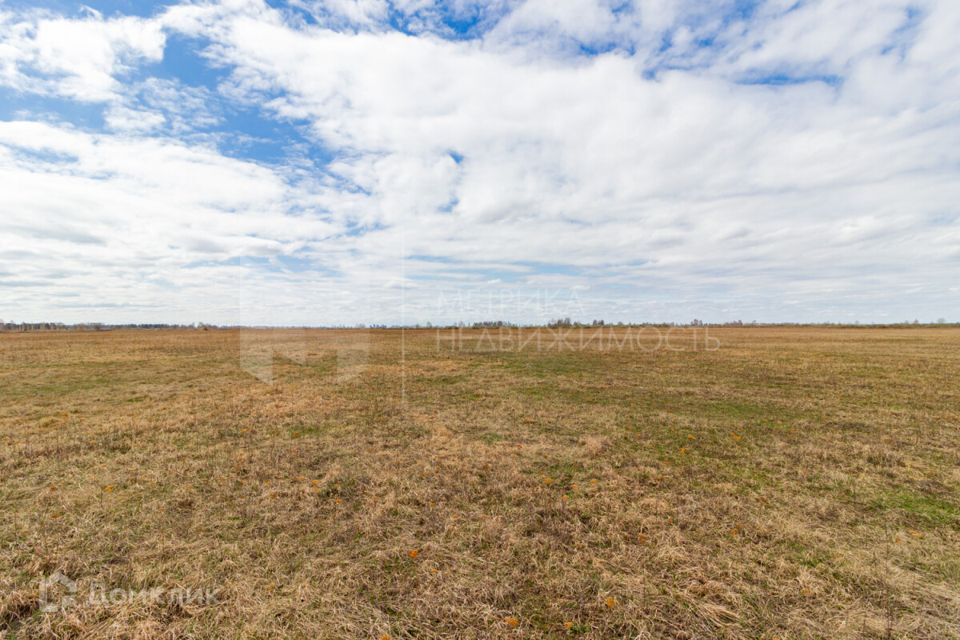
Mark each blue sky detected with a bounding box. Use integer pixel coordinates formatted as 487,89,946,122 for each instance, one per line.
0,0,958,325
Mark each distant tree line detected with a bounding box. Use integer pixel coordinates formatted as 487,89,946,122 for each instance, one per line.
0,322,203,332
0,319,954,332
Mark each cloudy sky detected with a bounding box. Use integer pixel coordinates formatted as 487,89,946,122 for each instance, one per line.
0,0,957,325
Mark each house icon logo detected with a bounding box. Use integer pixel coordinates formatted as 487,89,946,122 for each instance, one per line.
39,571,77,613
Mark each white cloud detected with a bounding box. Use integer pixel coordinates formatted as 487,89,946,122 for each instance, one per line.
0,10,165,101
0,0,958,324
716,0,913,77
104,104,167,132
293,0,391,27
0,120,357,323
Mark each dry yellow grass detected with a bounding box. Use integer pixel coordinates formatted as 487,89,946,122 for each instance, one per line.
1,327,959,639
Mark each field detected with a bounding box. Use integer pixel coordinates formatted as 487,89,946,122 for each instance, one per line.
1,327,959,639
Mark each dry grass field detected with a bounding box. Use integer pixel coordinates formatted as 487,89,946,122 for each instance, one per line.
1,327,959,639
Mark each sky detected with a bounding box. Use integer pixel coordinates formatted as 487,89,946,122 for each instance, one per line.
0,0,958,326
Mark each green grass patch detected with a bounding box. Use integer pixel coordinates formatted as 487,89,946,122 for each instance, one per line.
873,489,960,526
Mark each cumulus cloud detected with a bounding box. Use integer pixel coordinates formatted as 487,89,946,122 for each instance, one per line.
0,9,165,101
0,0,958,324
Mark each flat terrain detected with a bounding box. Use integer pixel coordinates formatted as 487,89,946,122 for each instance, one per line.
1,327,958,639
